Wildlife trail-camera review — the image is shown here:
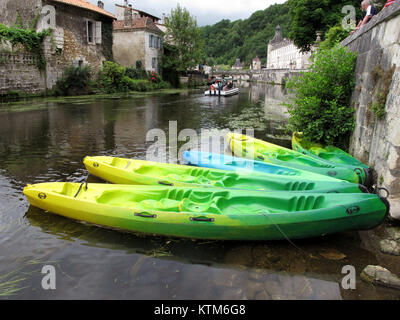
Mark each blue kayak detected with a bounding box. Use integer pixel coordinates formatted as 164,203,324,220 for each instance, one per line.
181,151,348,182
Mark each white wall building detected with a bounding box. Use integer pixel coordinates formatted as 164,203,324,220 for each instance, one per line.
267,25,312,70
113,2,163,73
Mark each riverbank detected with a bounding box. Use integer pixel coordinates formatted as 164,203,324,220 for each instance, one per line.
0,88,191,109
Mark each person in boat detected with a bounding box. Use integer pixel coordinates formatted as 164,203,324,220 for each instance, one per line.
208,76,216,91
350,0,378,34
207,76,216,86
223,81,234,91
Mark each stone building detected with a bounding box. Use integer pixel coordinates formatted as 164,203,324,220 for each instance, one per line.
112,2,164,73
0,0,115,94
232,58,244,70
266,25,312,70
251,56,262,70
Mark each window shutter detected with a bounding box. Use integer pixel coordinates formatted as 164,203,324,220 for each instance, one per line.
95,21,102,44
149,34,153,47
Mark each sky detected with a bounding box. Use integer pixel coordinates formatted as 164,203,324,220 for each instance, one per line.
99,0,287,26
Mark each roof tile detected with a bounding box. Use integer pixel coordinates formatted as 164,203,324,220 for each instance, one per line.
51,0,115,19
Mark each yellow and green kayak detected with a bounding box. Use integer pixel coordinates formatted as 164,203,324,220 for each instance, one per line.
292,132,372,187
83,156,367,193
227,133,363,185
23,183,389,241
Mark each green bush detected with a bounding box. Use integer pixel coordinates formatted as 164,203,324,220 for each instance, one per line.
151,80,172,90
55,65,93,96
320,25,350,50
98,61,174,92
127,79,151,92
285,45,357,149
125,66,148,80
98,61,127,93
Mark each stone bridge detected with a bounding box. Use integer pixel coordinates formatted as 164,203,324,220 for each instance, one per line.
211,69,307,84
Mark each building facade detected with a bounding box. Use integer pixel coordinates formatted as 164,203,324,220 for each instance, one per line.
112,2,163,73
0,0,115,93
232,58,244,70
267,25,312,70
251,56,262,70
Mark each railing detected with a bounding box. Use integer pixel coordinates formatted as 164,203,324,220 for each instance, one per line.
0,52,38,65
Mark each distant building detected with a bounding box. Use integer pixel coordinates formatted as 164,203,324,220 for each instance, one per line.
251,56,262,70
232,58,244,70
266,25,312,70
113,1,163,73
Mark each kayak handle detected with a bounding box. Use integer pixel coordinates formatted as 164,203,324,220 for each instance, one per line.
158,181,174,186
134,212,157,219
346,206,360,215
375,187,390,199
74,182,88,198
190,217,215,222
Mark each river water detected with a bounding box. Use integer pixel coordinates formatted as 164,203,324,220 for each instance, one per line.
0,83,398,300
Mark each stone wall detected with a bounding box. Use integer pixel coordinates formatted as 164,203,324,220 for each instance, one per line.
113,30,146,68
0,0,114,94
0,0,42,28
341,1,400,196
0,53,46,95
43,0,114,89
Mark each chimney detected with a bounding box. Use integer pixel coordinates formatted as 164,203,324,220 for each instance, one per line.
124,0,128,7
124,4,132,26
97,1,104,9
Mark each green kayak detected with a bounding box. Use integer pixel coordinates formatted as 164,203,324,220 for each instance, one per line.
84,156,368,193
23,183,389,240
228,133,364,185
292,132,372,187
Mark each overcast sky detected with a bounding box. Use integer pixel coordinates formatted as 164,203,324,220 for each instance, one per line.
99,0,287,26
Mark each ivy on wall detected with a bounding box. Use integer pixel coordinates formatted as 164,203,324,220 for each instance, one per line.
0,24,51,70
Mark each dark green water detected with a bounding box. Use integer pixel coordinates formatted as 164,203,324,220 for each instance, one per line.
0,83,399,300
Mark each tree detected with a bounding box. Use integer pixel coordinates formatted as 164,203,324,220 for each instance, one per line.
163,4,204,73
285,45,358,149
288,0,362,52
200,3,291,66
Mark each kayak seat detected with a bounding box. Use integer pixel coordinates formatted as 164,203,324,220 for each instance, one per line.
111,157,130,169
138,199,182,212
57,183,78,197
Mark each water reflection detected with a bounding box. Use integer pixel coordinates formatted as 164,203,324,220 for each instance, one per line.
24,206,346,300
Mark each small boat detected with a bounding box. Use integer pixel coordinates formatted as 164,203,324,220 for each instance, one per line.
204,88,239,96
83,156,366,193
23,183,389,240
227,133,366,185
292,132,372,187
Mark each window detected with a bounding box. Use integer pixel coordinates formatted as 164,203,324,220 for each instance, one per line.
152,57,157,69
154,36,159,49
87,20,94,43
149,34,153,47
87,20,102,44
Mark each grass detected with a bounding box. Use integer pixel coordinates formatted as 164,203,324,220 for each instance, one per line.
0,268,30,297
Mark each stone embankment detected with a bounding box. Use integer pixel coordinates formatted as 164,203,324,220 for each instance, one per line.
342,2,400,201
